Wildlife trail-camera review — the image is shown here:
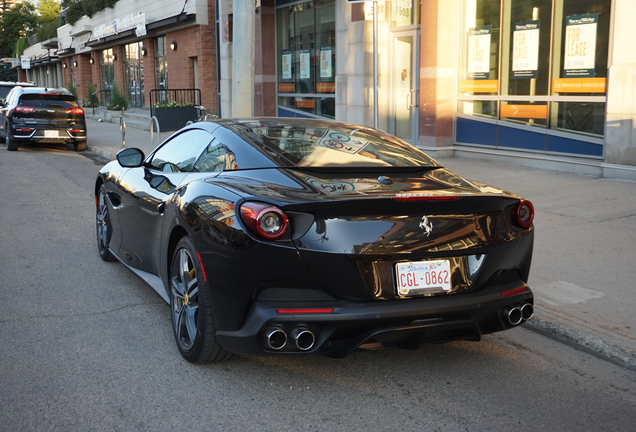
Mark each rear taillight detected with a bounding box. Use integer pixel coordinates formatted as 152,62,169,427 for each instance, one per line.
513,200,534,228
15,106,35,114
66,107,85,115
240,202,289,240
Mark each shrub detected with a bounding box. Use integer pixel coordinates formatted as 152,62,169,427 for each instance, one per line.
84,83,99,107
107,83,128,110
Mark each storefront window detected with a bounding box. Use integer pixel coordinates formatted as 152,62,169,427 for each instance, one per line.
276,0,335,118
155,36,168,90
457,0,611,153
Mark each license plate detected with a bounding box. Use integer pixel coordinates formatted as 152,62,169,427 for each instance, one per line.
395,260,452,296
44,130,58,138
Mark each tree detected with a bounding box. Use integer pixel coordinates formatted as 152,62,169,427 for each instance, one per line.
0,2,37,58
36,0,61,42
38,0,61,22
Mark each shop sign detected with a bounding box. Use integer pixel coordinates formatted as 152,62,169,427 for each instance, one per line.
500,104,547,119
512,20,540,79
564,13,598,78
552,77,606,93
300,49,311,80
94,13,146,39
468,26,492,79
459,80,498,93
281,49,292,80
320,47,332,79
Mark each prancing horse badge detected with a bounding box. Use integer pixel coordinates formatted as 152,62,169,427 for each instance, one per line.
419,216,433,237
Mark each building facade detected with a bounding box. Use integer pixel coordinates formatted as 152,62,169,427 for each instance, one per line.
19,0,636,179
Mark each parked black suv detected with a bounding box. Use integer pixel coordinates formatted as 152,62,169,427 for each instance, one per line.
0,86,87,151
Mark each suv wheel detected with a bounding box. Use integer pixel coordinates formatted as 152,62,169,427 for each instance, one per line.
6,124,18,151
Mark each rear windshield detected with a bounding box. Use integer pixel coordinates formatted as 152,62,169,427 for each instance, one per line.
19,94,78,108
225,119,439,169
0,87,12,100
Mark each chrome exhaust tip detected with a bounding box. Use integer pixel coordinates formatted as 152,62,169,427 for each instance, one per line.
263,327,287,350
506,307,523,326
291,327,315,351
521,303,534,321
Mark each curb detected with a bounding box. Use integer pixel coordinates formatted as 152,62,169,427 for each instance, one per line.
525,316,636,371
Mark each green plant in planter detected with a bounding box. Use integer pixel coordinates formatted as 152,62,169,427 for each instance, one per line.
154,101,195,108
107,83,128,110
84,83,99,107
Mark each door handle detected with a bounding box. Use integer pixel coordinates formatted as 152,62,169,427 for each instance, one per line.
410,89,418,108
406,92,411,111
157,202,166,214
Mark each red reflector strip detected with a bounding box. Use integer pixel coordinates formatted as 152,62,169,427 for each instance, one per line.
501,287,527,297
196,252,207,284
71,129,83,132
276,308,334,314
394,194,461,201
16,129,32,132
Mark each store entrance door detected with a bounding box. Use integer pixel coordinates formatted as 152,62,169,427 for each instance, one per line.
124,42,144,108
390,31,419,146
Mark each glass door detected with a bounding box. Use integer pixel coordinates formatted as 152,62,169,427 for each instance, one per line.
391,31,419,145
124,42,144,108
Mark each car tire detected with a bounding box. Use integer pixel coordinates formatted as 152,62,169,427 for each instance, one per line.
170,236,234,363
96,186,116,262
6,126,18,151
74,141,87,152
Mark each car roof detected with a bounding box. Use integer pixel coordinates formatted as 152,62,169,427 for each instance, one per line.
0,81,35,87
17,87,74,96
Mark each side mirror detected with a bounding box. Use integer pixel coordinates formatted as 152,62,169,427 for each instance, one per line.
116,148,145,167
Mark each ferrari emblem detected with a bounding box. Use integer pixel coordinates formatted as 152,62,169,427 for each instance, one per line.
419,216,433,237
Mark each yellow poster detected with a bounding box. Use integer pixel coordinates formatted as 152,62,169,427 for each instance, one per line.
552,78,606,93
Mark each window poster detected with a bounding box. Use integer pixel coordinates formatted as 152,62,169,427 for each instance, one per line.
512,20,540,79
320,47,332,79
468,26,492,79
282,49,292,80
564,13,598,77
300,49,311,80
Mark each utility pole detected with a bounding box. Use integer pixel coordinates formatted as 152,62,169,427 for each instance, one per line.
232,0,255,117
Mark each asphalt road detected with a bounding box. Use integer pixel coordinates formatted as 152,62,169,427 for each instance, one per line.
1,142,635,431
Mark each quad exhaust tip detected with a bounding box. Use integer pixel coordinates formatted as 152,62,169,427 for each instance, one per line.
264,327,287,350
291,327,315,351
521,303,534,321
506,307,523,326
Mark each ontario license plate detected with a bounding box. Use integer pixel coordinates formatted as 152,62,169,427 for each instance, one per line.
395,260,452,296
44,130,58,138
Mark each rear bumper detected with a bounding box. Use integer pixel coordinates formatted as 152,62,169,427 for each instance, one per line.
13,127,86,141
215,281,534,358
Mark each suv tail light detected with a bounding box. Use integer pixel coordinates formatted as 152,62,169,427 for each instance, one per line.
66,107,85,115
15,106,35,114
240,202,289,240
513,200,534,228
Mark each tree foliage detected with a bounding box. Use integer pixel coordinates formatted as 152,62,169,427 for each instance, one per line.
0,2,37,58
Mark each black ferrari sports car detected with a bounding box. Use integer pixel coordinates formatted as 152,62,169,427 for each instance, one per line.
95,118,534,363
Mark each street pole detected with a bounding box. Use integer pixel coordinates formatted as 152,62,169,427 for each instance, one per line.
373,1,378,128
232,0,255,117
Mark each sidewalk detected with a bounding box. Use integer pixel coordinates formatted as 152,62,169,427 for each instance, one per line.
85,118,636,370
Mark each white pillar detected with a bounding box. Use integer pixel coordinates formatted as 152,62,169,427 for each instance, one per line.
232,0,255,117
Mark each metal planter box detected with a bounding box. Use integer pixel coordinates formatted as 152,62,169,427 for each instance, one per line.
152,106,197,131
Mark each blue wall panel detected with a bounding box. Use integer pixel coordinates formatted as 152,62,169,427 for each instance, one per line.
547,135,603,157
497,126,547,151
456,117,497,146
277,107,314,119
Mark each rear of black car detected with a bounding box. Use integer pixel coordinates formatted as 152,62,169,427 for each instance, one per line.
186,119,535,358
7,89,87,151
